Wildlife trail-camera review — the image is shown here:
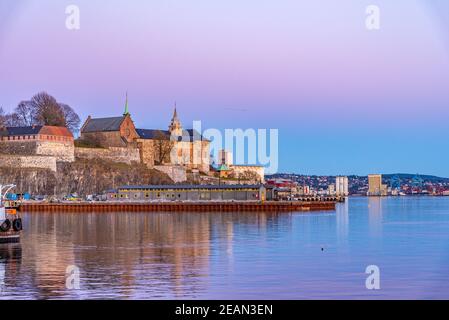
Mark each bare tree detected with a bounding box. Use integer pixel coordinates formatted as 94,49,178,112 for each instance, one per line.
7,92,81,132
60,103,81,134
15,101,37,126
0,107,22,127
153,130,174,165
30,92,66,127
3,113,21,126
0,107,5,126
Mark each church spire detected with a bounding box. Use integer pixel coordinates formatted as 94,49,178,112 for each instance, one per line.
123,92,129,116
172,102,178,120
169,102,182,135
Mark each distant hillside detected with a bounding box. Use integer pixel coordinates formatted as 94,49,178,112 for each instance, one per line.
382,173,449,183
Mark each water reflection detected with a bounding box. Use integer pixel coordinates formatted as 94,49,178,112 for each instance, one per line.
0,244,22,292
4,211,287,299
336,199,349,242
1,200,448,299
368,197,383,236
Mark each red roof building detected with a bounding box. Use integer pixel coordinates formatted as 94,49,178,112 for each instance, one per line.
0,125,73,142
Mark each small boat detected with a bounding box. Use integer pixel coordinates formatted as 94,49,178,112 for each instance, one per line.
0,185,23,244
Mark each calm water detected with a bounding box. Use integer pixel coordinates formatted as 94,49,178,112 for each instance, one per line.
1,197,449,300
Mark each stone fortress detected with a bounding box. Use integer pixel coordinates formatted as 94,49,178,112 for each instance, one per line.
77,103,211,182
0,99,264,185
0,125,75,172
1,102,210,182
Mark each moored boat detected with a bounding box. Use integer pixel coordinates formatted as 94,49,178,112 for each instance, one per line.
0,185,23,244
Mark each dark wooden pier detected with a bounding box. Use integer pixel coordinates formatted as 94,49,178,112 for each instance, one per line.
19,201,336,213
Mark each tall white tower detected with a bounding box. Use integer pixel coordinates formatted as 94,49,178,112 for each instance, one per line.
336,176,349,196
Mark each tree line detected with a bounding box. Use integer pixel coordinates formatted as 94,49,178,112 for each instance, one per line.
0,92,81,133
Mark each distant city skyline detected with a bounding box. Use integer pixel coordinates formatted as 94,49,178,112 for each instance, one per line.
1,0,449,176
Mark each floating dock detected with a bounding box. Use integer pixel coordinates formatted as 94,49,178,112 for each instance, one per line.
19,201,336,213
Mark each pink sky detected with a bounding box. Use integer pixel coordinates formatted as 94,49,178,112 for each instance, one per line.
1,0,449,175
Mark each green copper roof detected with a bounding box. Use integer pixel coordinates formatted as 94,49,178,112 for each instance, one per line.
123,92,129,115
217,164,230,171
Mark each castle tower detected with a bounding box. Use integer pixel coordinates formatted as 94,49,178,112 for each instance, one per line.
168,104,183,136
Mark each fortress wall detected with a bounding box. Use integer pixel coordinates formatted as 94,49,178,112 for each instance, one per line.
36,141,75,162
0,155,57,172
0,141,38,155
0,140,75,162
75,147,140,165
136,139,154,169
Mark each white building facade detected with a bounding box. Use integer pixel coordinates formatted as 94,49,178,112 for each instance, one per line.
335,176,349,196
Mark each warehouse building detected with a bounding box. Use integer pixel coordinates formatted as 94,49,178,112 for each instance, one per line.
107,185,266,202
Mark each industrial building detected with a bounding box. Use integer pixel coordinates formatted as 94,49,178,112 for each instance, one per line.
107,185,266,202
368,174,388,196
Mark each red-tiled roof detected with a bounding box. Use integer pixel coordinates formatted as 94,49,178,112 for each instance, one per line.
40,126,73,138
